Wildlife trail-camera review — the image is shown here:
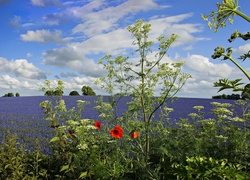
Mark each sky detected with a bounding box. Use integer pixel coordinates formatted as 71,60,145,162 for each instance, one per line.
0,0,249,98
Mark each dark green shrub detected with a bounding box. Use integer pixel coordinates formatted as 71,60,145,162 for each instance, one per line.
69,90,80,96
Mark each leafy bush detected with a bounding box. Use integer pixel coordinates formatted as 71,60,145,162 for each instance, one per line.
69,90,80,96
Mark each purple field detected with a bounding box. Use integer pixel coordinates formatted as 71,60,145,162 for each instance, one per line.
0,96,242,153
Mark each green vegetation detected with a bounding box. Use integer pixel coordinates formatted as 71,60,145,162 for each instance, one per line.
3,92,20,97
69,90,80,96
202,0,250,99
42,80,64,96
0,1,250,178
3,92,14,97
82,85,96,96
212,93,241,100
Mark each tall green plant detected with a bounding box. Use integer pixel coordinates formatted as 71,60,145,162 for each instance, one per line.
202,0,250,97
95,19,191,178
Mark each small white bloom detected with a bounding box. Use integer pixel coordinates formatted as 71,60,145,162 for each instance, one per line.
193,106,204,110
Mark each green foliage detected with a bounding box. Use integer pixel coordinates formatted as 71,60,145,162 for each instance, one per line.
15,92,20,97
81,85,96,96
0,131,49,179
212,93,241,99
201,0,250,32
203,0,250,97
3,92,14,97
69,90,80,96
94,19,191,179
214,78,244,92
1,19,250,179
42,80,64,96
242,84,250,100
172,156,248,179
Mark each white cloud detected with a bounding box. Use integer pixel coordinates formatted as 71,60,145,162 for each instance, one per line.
72,0,163,36
177,53,250,98
0,57,46,79
42,47,106,77
76,28,133,54
31,0,62,7
0,75,40,90
185,54,233,78
20,29,64,44
149,14,206,47
234,43,250,55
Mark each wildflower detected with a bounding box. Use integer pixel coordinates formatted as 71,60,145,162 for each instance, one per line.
110,125,123,138
94,121,101,130
193,106,204,111
131,131,139,139
68,130,73,136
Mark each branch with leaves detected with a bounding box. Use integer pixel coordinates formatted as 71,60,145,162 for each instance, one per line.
202,0,250,97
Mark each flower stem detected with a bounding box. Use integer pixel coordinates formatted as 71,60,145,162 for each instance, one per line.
222,53,250,81
233,9,250,23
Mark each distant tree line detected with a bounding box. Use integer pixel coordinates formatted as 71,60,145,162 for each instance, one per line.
3,92,20,97
212,84,250,100
44,85,96,96
212,94,241,100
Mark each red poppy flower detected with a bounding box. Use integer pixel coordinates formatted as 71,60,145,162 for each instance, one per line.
68,130,73,136
131,131,139,139
110,125,123,138
94,121,101,130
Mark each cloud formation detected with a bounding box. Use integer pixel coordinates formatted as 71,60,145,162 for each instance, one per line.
31,0,62,7
42,47,106,77
20,29,64,44
185,54,233,77
72,0,163,36
0,57,47,79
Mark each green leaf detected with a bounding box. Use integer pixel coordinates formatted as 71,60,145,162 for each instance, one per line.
50,136,60,143
201,14,208,21
79,172,88,179
60,165,69,172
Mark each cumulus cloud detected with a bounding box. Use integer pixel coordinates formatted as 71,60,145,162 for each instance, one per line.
0,74,45,96
0,57,46,79
177,54,245,98
31,0,62,7
148,14,206,47
233,43,250,56
20,29,64,44
42,47,106,77
72,0,164,36
76,28,133,54
185,54,233,78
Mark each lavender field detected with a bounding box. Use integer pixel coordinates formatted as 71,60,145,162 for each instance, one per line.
0,96,242,153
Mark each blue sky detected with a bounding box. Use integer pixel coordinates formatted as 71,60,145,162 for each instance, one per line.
0,0,249,98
